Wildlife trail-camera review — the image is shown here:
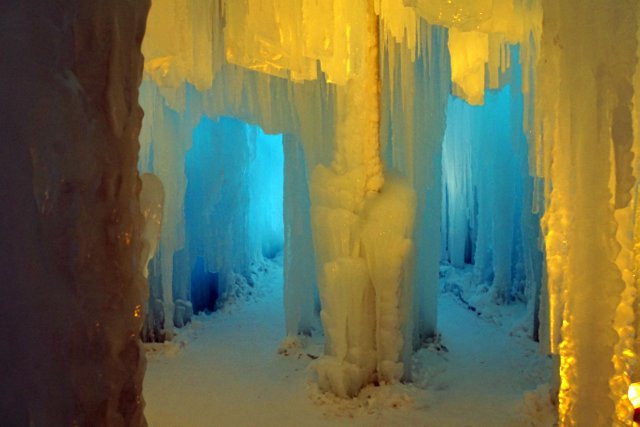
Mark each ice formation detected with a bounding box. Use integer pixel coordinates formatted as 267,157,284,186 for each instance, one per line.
3,0,640,425
1,1,150,425
534,2,640,424
138,0,640,416
138,0,452,397
441,54,544,333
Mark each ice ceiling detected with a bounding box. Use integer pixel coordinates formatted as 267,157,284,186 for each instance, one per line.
4,1,636,424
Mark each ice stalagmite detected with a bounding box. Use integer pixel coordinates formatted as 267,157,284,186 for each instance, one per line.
311,0,418,396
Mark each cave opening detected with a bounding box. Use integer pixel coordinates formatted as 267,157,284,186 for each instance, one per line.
138,106,285,341
135,3,556,423
419,51,553,423
439,48,544,338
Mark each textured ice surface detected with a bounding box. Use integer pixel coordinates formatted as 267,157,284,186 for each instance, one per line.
0,1,150,425
441,59,543,320
7,0,640,425
534,1,640,424
138,110,286,338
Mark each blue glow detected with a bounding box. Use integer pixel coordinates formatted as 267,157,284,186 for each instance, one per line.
441,47,544,307
184,116,284,312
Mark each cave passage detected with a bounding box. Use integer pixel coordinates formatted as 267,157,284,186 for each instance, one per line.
440,52,543,339
140,113,285,339
3,1,640,426
141,70,553,427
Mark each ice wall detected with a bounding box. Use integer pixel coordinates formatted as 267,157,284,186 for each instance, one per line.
140,0,334,342
184,116,284,306
138,80,194,338
441,53,544,319
534,1,640,424
283,134,319,336
0,1,149,425
378,21,451,351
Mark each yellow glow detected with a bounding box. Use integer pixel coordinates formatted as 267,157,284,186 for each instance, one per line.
630,383,640,408
224,0,373,85
557,320,575,425
411,0,493,31
447,28,488,105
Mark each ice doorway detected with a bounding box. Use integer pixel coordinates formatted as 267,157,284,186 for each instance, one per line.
427,54,553,423
439,56,543,330
184,117,285,313
138,111,285,342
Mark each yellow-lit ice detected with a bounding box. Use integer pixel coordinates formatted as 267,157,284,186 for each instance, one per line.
139,0,640,419
139,173,165,279
141,0,423,398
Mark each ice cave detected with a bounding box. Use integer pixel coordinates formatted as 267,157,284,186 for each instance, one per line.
1,0,640,426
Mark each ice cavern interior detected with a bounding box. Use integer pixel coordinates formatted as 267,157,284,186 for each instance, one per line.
1,0,640,426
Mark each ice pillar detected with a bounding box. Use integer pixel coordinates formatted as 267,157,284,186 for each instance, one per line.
283,134,318,336
311,0,417,397
0,1,150,425
537,1,639,424
310,0,382,397
379,23,451,348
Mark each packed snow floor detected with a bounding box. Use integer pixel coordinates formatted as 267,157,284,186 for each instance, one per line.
143,258,555,426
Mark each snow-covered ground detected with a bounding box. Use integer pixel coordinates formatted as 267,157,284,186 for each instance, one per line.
143,258,555,426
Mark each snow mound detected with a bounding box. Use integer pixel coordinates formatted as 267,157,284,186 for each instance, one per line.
515,384,558,426
306,380,427,418
216,256,282,313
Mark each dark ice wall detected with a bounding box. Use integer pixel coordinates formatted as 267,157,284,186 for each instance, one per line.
0,1,150,425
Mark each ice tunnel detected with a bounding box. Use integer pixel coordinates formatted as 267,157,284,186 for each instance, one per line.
138,102,286,340
1,0,640,426
440,52,544,337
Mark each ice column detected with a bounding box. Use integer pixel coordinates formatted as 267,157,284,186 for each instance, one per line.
310,0,382,397
536,1,639,424
0,1,150,425
311,0,417,397
379,22,451,348
283,134,319,336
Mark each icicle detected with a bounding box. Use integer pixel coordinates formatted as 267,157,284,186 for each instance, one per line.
283,135,318,337
140,173,165,279
536,1,639,424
